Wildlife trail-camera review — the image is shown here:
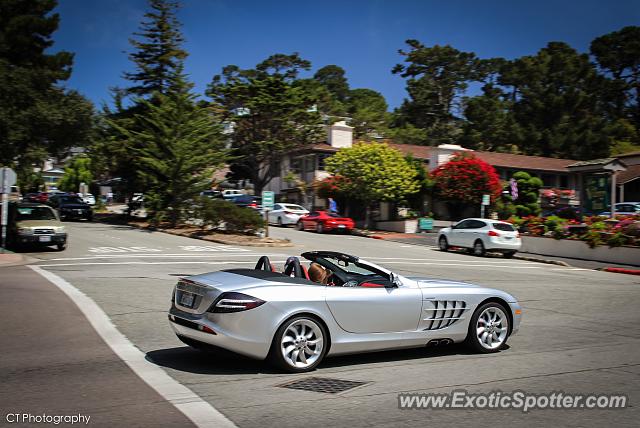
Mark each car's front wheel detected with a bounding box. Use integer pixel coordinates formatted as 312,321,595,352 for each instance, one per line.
465,302,510,353
316,223,324,233
56,242,67,251
438,236,449,251
269,316,328,373
277,217,283,227
296,221,304,231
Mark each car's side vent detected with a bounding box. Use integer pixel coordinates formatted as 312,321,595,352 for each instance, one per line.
422,300,468,330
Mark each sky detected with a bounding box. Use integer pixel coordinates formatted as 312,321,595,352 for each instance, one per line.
53,0,640,111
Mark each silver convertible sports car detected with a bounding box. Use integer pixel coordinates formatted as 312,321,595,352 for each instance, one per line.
168,251,522,373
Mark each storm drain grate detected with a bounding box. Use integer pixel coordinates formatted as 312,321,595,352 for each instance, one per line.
278,377,368,394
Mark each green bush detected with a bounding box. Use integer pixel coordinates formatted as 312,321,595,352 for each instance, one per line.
581,230,603,248
607,232,632,248
194,197,265,235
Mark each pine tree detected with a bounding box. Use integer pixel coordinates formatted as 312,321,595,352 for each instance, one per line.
0,0,94,188
116,67,227,226
124,0,187,98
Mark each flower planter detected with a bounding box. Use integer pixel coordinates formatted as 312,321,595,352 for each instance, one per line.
375,219,419,233
520,236,640,266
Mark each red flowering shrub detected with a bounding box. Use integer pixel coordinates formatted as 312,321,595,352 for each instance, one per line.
431,152,502,204
314,175,350,198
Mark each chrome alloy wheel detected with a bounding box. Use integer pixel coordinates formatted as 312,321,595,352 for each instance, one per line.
476,306,509,350
280,319,324,369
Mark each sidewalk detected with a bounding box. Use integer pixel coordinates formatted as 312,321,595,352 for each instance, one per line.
0,265,195,427
364,231,640,272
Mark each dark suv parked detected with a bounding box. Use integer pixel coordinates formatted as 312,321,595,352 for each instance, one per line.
48,194,93,221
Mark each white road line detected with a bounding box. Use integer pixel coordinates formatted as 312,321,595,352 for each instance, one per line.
44,253,268,261
29,265,237,428
368,257,534,264
35,261,289,267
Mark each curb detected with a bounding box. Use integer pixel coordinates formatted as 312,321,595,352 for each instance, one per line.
160,228,294,247
117,221,294,247
512,254,570,267
602,267,640,276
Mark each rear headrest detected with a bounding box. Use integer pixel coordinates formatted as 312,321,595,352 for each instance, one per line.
255,256,275,272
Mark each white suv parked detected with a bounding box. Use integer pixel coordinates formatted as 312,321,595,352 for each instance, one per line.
438,218,521,258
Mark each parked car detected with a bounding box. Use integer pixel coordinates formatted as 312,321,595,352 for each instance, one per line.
222,189,245,199
168,251,522,372
267,203,309,226
200,190,222,198
296,210,355,233
77,193,96,205
438,218,521,257
231,194,262,210
47,193,93,221
599,202,640,217
7,202,67,251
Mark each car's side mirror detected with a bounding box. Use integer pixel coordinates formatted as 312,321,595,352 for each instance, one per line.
388,273,401,288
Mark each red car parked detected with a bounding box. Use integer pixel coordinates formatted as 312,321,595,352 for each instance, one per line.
296,210,355,233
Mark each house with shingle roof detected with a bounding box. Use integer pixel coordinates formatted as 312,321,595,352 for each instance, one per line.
263,121,640,217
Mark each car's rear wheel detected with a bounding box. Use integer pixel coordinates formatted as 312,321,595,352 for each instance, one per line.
473,240,486,257
296,221,304,231
269,316,328,373
277,217,283,227
465,302,510,353
316,223,324,233
438,236,449,251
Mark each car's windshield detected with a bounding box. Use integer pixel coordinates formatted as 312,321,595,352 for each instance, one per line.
315,255,379,276
327,212,343,218
16,207,56,221
59,196,84,204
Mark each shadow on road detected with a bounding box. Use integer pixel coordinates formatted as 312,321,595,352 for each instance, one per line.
146,343,490,375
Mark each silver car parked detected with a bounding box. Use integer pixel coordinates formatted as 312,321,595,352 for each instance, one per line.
168,251,522,372
438,218,522,258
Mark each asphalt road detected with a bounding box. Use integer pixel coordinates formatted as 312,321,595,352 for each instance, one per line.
3,221,639,427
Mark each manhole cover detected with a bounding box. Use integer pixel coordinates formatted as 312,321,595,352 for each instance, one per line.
277,377,368,394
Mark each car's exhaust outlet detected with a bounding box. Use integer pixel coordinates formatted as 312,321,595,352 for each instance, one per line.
427,339,453,347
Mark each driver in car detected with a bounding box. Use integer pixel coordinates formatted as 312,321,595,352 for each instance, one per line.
308,263,332,285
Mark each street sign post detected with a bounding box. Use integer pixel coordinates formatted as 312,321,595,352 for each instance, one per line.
1,167,17,251
262,191,275,238
481,194,490,218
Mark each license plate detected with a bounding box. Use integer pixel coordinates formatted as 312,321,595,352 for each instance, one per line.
504,236,513,240
39,236,52,242
180,292,195,308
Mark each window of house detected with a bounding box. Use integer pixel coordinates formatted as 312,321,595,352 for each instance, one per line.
559,175,569,189
290,158,301,174
541,174,556,187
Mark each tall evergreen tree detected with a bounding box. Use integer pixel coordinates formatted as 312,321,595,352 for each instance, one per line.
0,0,94,188
96,0,192,196
591,26,640,144
499,42,621,159
206,53,324,194
113,67,227,226
392,40,487,145
124,0,187,98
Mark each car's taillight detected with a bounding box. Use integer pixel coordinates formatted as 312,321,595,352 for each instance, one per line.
209,292,265,313
248,203,257,208
488,230,500,237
